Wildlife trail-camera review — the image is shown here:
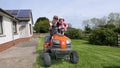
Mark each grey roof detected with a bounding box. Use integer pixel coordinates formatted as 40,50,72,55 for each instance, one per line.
5,10,32,21
0,8,19,21
0,8,33,24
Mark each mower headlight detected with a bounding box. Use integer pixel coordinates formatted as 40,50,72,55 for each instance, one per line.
66,39,71,45
52,39,60,45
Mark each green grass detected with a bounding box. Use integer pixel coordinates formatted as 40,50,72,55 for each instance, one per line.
33,37,120,68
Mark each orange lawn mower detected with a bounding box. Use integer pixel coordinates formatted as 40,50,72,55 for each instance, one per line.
42,24,79,67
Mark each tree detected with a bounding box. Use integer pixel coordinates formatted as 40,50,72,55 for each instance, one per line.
34,17,49,33
90,18,100,27
104,24,116,29
90,17,107,28
84,24,91,33
67,23,72,28
82,20,90,26
81,12,120,46
108,13,120,26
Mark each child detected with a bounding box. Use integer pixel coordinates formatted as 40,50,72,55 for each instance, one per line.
57,18,68,34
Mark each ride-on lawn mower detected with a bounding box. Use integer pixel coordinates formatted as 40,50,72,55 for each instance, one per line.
42,24,79,67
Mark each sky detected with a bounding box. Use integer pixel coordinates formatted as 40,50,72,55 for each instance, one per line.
0,0,120,29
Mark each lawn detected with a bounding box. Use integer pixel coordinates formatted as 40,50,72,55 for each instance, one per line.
33,37,120,68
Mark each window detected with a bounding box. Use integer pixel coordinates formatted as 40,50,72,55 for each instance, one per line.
13,21,17,33
0,16,3,35
29,24,32,34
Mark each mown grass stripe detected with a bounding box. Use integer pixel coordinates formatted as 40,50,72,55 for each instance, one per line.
33,37,120,68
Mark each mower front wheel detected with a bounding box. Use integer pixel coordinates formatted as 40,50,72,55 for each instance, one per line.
43,53,51,67
70,51,79,64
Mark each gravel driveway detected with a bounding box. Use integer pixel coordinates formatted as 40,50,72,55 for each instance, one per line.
0,37,39,68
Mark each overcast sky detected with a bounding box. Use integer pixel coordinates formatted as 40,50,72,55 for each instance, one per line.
0,0,120,29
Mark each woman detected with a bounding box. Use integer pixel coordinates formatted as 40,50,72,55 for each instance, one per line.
45,16,59,44
49,15,59,31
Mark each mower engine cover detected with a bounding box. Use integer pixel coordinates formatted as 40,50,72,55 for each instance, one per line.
50,34,72,55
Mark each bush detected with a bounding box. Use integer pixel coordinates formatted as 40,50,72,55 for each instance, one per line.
65,28,82,39
89,28,117,46
34,17,49,33
114,27,120,33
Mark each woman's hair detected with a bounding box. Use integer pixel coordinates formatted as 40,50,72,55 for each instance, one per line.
53,15,58,20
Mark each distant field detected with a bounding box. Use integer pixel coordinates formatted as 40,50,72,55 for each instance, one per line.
33,37,120,68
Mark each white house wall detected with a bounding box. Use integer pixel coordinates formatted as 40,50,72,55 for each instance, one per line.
0,16,20,44
0,16,13,44
28,18,33,37
0,9,34,45
25,24,30,37
13,22,20,40
19,18,33,38
26,23,30,37
19,22,29,38
14,34,19,40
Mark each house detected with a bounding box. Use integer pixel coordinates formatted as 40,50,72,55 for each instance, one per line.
0,8,33,51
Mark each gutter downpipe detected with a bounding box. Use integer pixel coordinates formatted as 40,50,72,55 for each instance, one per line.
11,17,18,45
11,18,15,45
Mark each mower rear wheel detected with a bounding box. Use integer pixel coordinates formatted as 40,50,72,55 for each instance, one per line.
43,53,51,67
70,51,79,64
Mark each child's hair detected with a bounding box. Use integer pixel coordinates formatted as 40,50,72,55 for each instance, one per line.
59,18,64,21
